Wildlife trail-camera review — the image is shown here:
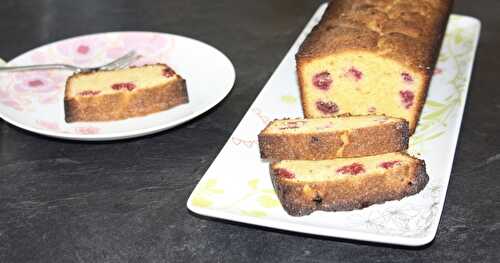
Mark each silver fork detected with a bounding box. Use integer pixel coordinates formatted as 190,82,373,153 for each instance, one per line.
0,51,139,73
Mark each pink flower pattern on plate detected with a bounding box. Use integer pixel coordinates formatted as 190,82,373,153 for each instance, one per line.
0,77,27,111
37,120,60,131
75,127,100,135
106,33,175,66
55,37,105,65
0,32,178,135
0,100,23,111
30,50,49,64
13,72,62,93
5,71,67,108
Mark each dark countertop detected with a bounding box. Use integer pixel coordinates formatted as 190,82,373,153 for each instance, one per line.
0,0,499,262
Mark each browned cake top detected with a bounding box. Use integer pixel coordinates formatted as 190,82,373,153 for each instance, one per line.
297,0,453,71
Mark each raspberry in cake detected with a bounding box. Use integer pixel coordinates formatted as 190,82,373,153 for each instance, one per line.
64,64,188,122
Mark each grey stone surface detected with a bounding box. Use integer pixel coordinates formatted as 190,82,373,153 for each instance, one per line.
0,0,499,262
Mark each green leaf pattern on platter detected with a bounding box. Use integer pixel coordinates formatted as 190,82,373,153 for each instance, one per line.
191,197,213,208
281,95,298,104
411,24,475,147
190,179,224,208
257,195,280,208
191,177,280,218
241,210,268,218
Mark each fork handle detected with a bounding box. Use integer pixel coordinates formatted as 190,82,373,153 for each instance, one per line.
0,64,77,72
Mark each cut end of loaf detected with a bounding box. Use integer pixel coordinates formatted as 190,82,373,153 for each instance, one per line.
298,51,427,133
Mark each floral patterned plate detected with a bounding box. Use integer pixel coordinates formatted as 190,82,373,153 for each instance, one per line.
187,4,481,246
0,32,235,140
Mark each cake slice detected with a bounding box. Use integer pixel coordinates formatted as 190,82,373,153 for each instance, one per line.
270,152,428,216
296,0,452,134
258,115,409,160
64,64,188,122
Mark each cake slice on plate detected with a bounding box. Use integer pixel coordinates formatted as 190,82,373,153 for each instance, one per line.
270,152,428,216
64,64,188,122
258,115,409,160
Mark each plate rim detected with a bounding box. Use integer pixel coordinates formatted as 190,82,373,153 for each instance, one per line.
0,31,236,141
185,7,482,246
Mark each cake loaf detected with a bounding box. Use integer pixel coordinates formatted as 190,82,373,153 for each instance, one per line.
64,64,188,122
296,0,453,134
258,115,409,160
270,152,428,216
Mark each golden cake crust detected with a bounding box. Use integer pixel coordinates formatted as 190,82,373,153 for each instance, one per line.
64,64,188,122
258,117,409,160
296,0,453,133
270,155,428,216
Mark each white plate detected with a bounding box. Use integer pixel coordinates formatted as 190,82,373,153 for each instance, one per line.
0,32,235,140
187,4,481,246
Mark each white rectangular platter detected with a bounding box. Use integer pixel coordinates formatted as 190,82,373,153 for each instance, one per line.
187,4,481,246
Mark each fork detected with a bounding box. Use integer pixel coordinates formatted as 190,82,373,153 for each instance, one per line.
0,51,139,73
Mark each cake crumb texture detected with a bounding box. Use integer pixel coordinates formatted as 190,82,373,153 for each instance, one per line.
64,64,188,122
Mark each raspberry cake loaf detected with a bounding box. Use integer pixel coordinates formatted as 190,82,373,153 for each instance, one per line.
258,115,408,160
270,152,428,216
64,64,188,122
296,0,453,133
